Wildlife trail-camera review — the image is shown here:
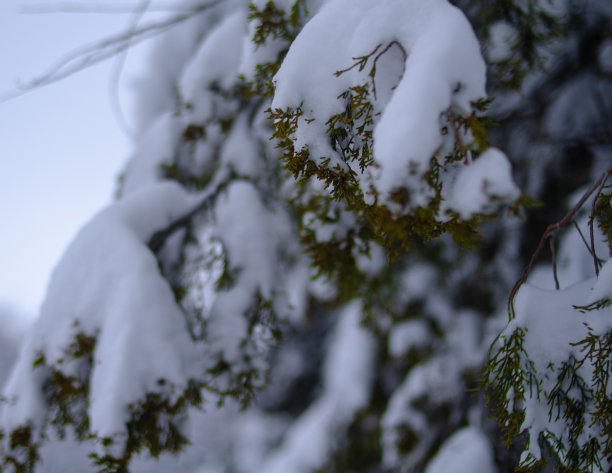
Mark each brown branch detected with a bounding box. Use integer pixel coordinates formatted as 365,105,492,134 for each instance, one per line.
508,168,611,318
335,44,382,76
370,40,407,100
549,237,559,290
335,40,408,101
147,181,229,253
445,109,466,159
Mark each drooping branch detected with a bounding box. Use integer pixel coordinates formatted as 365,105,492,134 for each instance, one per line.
147,180,229,253
508,167,612,318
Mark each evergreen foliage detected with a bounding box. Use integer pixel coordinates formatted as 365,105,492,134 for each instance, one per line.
1,1,611,472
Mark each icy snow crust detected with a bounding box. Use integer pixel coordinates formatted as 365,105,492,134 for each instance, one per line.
1,182,201,437
272,0,488,206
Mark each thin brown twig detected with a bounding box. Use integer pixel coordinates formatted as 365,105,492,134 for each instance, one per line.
335,44,382,76
549,237,560,290
508,168,611,318
590,173,608,276
572,220,605,264
370,40,407,100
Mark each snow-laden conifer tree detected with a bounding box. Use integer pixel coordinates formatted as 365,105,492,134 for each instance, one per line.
1,1,611,472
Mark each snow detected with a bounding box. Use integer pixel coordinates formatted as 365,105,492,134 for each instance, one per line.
121,112,184,195
1,181,202,437
424,426,496,473
599,39,612,73
272,0,487,206
486,21,517,63
2,1,609,472
448,147,520,219
504,279,612,464
260,301,375,473
388,319,430,358
381,309,485,469
179,9,246,122
588,258,612,304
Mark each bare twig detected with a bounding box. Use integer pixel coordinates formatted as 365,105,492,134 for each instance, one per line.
21,2,201,14
589,173,608,276
370,40,407,100
572,220,605,264
108,0,152,138
335,40,408,101
508,168,611,318
1,0,221,104
549,237,560,290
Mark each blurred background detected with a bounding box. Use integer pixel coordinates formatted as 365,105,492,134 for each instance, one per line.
0,1,154,320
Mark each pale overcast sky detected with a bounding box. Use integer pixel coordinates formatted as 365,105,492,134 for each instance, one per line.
0,1,154,317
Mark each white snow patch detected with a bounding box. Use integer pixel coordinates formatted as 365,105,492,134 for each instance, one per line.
588,258,612,304
449,147,520,218
272,0,487,204
260,301,375,473
1,182,201,438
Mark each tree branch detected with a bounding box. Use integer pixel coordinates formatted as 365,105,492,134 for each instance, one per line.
1,1,221,104
147,181,229,253
589,173,609,276
508,167,612,318
21,2,202,14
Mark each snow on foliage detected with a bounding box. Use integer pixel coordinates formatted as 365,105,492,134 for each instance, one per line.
2,0,611,472
488,279,612,472
448,147,520,218
2,182,201,437
272,0,497,208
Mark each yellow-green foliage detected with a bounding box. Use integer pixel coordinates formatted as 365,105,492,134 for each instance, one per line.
268,50,495,298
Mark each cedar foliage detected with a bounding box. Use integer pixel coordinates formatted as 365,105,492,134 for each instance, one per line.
1,1,611,473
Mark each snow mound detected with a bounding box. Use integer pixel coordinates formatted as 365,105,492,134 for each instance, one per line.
449,147,520,218
1,182,201,438
272,0,487,205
